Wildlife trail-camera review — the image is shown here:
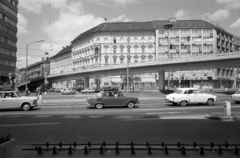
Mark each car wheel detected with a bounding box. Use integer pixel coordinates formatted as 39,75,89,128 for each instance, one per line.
180,101,187,106
207,99,214,105
127,102,135,108
95,103,103,109
22,103,31,111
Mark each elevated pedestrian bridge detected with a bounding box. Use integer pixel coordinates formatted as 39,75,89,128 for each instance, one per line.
47,51,240,79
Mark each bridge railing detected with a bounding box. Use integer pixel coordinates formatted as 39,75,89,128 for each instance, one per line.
48,51,240,77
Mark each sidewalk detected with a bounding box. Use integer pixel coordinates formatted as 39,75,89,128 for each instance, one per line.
205,112,240,121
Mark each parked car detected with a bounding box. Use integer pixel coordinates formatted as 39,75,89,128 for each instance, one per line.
231,89,240,103
0,90,38,111
93,87,101,93
54,88,61,93
76,87,85,92
165,88,217,106
61,88,76,95
81,88,95,94
86,90,139,109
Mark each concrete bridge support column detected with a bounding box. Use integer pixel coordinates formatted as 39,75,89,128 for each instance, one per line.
158,70,165,90
190,80,193,87
84,77,90,88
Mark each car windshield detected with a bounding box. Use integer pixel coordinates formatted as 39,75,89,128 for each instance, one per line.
174,90,183,94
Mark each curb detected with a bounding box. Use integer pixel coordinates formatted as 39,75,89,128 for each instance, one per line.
205,113,240,121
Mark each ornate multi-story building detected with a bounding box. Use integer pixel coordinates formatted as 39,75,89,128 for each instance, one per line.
0,0,18,85
17,53,50,91
49,19,240,90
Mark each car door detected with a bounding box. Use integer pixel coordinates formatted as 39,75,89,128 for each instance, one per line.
102,92,115,106
194,90,207,103
114,92,126,105
2,92,18,109
184,90,196,103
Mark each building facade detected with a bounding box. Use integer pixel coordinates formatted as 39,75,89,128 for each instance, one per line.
17,53,50,91
0,0,18,85
49,19,240,90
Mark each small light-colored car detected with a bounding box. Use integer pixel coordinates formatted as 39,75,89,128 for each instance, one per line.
231,89,240,103
81,88,95,94
61,88,76,95
165,88,217,106
86,91,139,109
0,90,38,111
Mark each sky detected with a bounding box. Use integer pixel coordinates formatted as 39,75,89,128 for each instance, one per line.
16,0,240,68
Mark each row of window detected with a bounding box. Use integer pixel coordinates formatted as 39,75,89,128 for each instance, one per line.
0,58,15,66
159,37,213,42
159,45,213,49
0,46,16,56
52,56,71,63
0,13,17,27
74,36,154,50
0,2,17,17
0,36,16,46
0,23,16,36
6,0,17,6
159,29,213,34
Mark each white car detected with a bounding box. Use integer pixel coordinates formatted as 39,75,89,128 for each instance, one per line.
0,90,38,111
165,88,217,106
231,89,240,103
81,88,95,94
61,88,76,95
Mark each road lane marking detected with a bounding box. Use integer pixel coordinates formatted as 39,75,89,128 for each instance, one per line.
123,118,160,121
89,116,102,118
146,112,188,115
62,116,81,118
35,115,52,118
131,106,240,111
0,122,60,127
160,115,206,119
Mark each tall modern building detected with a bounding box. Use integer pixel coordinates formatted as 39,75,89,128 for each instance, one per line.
0,0,18,84
49,19,240,90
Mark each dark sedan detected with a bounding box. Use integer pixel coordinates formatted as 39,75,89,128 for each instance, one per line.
86,91,139,109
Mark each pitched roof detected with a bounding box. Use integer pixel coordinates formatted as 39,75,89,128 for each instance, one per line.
71,19,229,43
51,45,72,58
153,20,215,29
71,22,155,43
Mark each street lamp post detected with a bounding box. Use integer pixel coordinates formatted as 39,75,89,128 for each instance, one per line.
164,23,173,90
25,40,44,96
127,50,130,93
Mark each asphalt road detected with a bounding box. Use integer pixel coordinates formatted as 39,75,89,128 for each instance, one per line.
1,94,240,158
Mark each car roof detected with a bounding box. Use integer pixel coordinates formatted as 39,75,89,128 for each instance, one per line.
177,88,198,91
